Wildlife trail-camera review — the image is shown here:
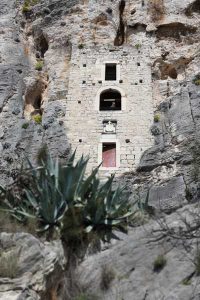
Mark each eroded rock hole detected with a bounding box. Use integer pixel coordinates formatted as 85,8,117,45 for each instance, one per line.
34,95,42,110
114,0,126,46
35,33,49,58
185,0,200,16
24,76,48,118
156,22,197,40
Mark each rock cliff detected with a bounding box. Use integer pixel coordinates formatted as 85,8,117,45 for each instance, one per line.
1,0,200,299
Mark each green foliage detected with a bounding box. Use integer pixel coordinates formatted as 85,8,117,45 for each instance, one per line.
153,254,167,272
100,265,116,290
22,122,29,129
22,0,39,13
181,278,192,285
154,114,160,122
35,60,44,71
1,150,134,259
33,114,42,124
74,293,99,300
195,250,200,276
193,74,200,86
135,43,141,50
78,44,84,49
0,250,19,278
190,141,200,181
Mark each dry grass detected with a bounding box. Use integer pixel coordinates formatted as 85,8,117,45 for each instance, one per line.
0,249,19,278
0,210,37,236
100,265,116,290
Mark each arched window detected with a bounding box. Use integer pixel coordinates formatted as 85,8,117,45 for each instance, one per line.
100,89,121,111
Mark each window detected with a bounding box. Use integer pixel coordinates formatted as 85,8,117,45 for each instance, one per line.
105,64,117,81
100,89,121,111
102,143,116,168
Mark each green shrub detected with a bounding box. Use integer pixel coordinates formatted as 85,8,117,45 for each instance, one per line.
22,4,30,13
0,149,135,297
181,278,192,285
0,250,19,278
22,0,39,13
74,294,99,300
33,114,42,124
100,265,116,290
193,75,200,86
154,114,160,122
135,43,141,50
78,44,84,49
195,250,200,276
22,122,29,129
35,60,44,71
153,254,167,272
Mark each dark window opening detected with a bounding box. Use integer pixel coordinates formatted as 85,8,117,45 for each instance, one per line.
105,64,117,81
100,89,121,111
102,143,116,168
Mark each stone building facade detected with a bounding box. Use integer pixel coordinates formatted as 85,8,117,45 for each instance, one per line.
65,44,154,175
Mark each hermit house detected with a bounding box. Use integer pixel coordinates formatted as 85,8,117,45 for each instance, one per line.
65,45,154,175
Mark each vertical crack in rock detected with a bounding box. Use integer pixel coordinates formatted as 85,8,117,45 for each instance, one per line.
114,0,126,46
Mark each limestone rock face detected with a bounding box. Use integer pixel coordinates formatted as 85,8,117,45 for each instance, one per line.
79,206,200,300
0,233,65,300
1,0,200,299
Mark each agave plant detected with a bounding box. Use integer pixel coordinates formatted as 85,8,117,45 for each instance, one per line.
0,150,134,264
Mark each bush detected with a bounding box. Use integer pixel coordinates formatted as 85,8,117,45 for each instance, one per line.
33,114,42,124
22,0,39,13
135,43,141,50
22,122,29,129
181,278,192,285
74,293,99,300
154,114,160,122
100,265,116,290
195,250,200,276
0,250,19,279
193,75,200,86
153,254,167,272
22,4,30,13
35,60,44,71
0,149,135,297
78,44,84,49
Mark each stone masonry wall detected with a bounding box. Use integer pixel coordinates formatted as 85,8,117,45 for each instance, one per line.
66,45,154,175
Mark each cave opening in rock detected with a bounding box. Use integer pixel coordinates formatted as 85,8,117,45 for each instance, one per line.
156,23,197,41
34,95,42,111
185,0,200,16
35,33,49,58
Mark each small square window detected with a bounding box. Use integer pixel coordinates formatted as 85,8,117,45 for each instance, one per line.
105,64,117,81
83,64,86,67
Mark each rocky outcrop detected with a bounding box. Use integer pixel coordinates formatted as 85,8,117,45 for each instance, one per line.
0,233,65,300
1,0,200,299
79,205,200,300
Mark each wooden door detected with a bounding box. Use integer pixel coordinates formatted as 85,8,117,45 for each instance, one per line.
102,143,116,167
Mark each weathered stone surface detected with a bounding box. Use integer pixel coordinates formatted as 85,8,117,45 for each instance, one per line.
79,206,200,300
1,0,200,298
0,233,65,300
